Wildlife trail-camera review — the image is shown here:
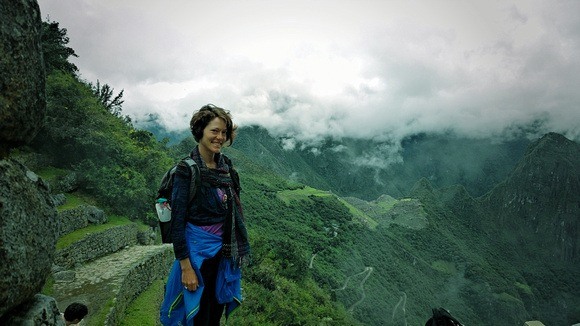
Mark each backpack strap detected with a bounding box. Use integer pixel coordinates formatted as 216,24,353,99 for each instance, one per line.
181,157,200,205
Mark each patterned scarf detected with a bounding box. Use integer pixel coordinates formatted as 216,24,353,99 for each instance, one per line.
191,147,251,267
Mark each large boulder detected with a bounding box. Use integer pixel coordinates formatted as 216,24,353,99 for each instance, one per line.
0,294,64,326
0,159,58,318
0,0,46,156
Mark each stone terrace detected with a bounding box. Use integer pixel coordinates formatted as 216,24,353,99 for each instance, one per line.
52,243,173,325
50,204,173,325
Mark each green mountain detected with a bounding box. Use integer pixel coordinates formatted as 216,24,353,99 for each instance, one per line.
211,125,530,199
21,20,578,325
139,121,530,199
218,127,579,325
481,132,580,264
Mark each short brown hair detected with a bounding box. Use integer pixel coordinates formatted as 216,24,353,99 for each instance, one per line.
64,302,88,322
189,104,237,146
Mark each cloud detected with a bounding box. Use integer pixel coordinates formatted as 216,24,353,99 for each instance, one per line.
38,0,580,148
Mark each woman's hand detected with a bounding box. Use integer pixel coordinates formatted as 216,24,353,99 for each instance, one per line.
180,258,199,291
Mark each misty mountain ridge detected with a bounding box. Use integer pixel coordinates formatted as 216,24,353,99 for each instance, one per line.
145,119,579,262
142,121,531,200
404,132,580,263
481,132,580,263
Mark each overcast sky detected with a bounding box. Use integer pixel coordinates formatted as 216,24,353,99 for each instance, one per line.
38,0,580,148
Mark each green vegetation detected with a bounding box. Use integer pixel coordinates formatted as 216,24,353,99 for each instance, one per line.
57,193,95,210
515,282,533,295
42,275,55,297
24,19,578,326
431,260,457,275
35,166,67,182
91,298,115,326
337,197,378,229
120,280,165,326
277,185,332,203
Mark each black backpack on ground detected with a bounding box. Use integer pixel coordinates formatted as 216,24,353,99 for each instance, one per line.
424,307,464,326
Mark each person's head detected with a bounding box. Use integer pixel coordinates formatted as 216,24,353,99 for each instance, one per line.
64,302,88,325
190,104,237,153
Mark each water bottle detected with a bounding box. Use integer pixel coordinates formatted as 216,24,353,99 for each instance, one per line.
155,198,172,222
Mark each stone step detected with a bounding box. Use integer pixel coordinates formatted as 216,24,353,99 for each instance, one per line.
52,244,174,325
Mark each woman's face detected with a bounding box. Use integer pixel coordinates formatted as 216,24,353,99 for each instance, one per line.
199,117,227,154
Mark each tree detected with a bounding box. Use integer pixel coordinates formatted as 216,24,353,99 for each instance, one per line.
91,80,125,117
41,20,78,75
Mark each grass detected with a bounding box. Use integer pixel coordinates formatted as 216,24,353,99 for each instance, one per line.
431,260,457,275
35,166,98,211
90,298,115,326
56,215,135,250
277,186,332,204
514,281,533,295
42,275,55,296
375,196,398,211
57,192,97,210
336,197,378,229
119,279,165,326
36,166,67,182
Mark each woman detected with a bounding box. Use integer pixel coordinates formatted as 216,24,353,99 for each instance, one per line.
160,104,250,326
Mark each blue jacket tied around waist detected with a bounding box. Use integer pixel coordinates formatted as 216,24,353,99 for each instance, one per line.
160,224,242,325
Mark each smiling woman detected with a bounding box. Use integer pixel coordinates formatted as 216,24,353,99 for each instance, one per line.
159,104,250,326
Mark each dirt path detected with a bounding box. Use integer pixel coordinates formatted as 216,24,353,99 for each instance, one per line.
332,266,374,313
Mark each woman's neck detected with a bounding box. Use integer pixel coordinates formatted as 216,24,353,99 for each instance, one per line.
198,146,217,168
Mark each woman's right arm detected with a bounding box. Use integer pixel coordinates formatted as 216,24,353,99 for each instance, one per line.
171,163,191,261
171,163,199,290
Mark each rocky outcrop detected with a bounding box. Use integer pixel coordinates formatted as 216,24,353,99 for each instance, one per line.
0,294,64,326
0,159,58,317
0,0,46,156
0,1,73,324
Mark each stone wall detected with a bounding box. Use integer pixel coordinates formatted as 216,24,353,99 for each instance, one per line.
54,224,140,269
104,245,173,326
58,205,107,237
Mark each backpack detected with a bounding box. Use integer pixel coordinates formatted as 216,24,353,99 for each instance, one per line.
424,307,463,326
154,154,241,244
155,157,200,244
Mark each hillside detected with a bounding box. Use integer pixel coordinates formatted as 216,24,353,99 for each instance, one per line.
26,90,580,325
482,132,580,263
11,19,578,325
213,129,578,325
